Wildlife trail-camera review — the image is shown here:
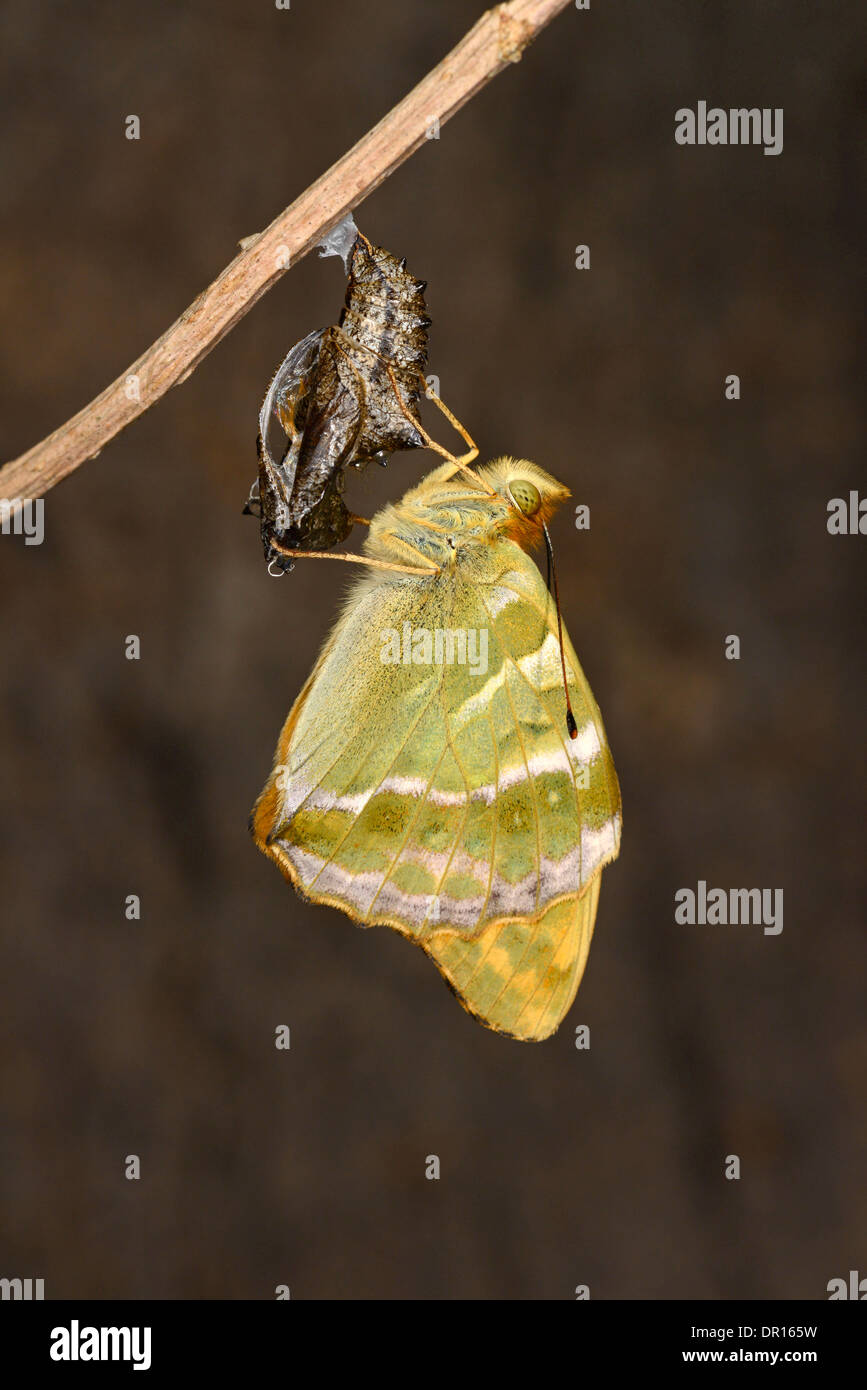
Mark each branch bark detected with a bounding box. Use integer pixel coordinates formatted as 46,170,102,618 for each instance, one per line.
0,0,573,508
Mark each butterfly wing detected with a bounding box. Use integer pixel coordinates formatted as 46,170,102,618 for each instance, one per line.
252,538,620,1041
429,877,601,1041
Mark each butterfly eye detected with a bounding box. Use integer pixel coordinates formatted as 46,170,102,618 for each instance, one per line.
508,480,542,517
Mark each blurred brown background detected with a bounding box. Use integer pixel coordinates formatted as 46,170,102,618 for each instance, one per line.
1,0,865,1300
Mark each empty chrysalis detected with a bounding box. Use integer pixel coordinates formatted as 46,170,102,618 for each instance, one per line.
246,220,431,563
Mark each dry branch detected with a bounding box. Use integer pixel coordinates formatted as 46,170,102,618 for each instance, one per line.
0,0,573,508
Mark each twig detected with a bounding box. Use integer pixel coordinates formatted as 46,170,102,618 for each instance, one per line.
0,0,573,508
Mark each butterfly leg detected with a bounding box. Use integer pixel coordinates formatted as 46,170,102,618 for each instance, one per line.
267,536,437,577
423,385,480,467
328,324,495,495
382,365,497,496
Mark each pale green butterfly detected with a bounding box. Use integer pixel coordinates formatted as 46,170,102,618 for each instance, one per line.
252,399,621,1041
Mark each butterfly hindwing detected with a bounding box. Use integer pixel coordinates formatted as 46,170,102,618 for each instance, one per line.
429,877,600,1041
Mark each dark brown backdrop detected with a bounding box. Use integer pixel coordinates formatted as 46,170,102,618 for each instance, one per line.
1,0,864,1299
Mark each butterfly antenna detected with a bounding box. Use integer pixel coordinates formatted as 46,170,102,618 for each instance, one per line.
542,521,578,739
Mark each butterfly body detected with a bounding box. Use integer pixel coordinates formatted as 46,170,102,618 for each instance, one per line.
252,458,621,1041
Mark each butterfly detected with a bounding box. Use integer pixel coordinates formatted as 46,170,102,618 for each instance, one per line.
251,402,621,1041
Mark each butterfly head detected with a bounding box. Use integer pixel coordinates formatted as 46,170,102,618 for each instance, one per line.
478,457,571,550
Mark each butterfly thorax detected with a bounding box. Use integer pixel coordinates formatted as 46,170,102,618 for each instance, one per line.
363,457,572,572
